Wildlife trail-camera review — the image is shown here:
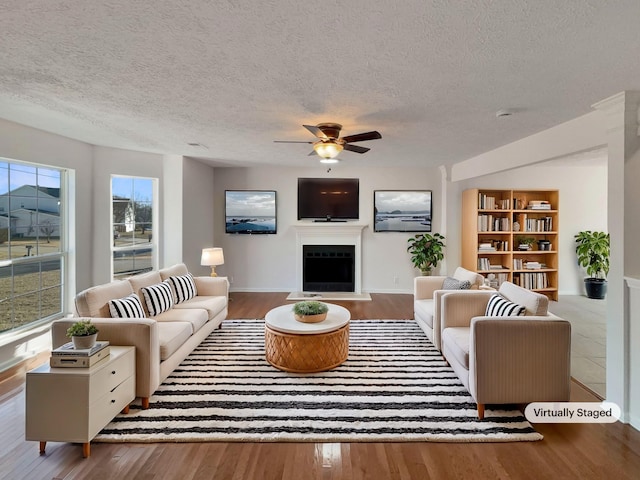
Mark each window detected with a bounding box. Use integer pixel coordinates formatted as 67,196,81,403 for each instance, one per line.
111,176,157,280
0,159,65,334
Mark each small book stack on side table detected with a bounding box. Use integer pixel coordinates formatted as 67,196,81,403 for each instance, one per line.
26,345,135,458
50,340,111,368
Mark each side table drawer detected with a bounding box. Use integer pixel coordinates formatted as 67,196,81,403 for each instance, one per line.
89,348,134,402
89,375,135,438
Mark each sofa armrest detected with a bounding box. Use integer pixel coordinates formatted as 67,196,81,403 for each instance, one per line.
51,318,161,400
194,276,229,297
440,291,493,330
469,317,572,404
414,276,446,300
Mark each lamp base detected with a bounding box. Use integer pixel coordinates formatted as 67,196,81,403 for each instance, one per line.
209,266,218,277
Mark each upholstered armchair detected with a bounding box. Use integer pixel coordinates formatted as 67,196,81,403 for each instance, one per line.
413,267,485,351
440,282,571,419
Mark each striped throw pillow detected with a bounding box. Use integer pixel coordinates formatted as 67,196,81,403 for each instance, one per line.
168,274,197,304
485,294,525,317
141,281,174,316
109,294,146,318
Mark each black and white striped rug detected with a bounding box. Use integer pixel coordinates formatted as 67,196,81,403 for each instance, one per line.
95,320,542,443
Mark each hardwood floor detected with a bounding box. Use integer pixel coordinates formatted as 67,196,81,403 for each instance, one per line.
1,293,639,479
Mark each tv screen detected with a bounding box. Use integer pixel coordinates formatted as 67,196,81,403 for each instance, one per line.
225,190,277,234
374,190,432,232
297,178,359,220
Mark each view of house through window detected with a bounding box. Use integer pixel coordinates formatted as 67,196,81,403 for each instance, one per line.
112,176,157,279
0,159,64,334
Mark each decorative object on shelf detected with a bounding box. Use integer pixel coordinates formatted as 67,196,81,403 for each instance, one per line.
407,233,446,275
292,301,329,323
201,247,224,277
516,236,535,251
537,239,551,251
574,230,610,299
513,221,520,232
66,320,99,349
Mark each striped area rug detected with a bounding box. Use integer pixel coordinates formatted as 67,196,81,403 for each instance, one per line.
95,320,542,443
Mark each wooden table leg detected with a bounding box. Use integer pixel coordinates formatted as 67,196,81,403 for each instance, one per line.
82,442,90,458
39,441,46,455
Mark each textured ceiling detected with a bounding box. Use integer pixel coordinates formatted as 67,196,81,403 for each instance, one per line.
1,1,639,168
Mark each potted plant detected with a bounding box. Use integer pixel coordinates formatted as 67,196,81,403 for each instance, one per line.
575,230,610,299
66,320,99,349
292,301,329,323
516,236,535,251
407,233,446,275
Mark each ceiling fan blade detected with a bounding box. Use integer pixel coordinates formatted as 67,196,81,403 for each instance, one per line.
341,131,382,143
303,124,329,139
273,140,314,144
308,150,318,156
343,143,370,154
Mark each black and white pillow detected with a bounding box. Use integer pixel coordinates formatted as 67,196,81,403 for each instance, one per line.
485,294,525,317
109,294,146,318
168,274,197,304
141,281,174,316
442,276,472,290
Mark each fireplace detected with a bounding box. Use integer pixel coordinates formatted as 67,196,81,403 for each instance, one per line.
303,245,355,292
293,222,366,294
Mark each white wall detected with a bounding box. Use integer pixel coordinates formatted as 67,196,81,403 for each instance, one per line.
452,157,608,295
213,165,442,293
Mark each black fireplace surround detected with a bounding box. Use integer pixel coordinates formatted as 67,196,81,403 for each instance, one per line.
302,245,355,292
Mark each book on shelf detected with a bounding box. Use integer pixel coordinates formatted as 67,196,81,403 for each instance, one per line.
52,340,109,357
50,346,111,368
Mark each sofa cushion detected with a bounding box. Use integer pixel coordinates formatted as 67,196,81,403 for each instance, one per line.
157,321,193,361
159,263,189,280
498,281,549,315
414,299,434,329
141,281,174,316
442,327,470,369
109,294,147,318
76,280,134,317
168,274,197,304
153,308,208,334
485,294,525,317
173,295,227,320
442,276,472,290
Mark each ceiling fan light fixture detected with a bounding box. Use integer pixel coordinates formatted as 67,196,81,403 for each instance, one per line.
314,141,343,159
319,158,340,164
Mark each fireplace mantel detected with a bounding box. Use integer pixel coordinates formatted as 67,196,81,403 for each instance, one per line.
293,222,368,294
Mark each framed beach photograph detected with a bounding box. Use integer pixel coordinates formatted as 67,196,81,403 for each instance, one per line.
225,190,277,234
374,190,432,232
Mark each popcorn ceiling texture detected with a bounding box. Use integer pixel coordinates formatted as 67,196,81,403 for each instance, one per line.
1,1,639,167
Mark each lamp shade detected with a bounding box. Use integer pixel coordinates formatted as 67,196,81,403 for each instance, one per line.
314,141,343,159
201,247,224,266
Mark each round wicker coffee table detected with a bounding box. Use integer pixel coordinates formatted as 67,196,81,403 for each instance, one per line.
264,303,350,373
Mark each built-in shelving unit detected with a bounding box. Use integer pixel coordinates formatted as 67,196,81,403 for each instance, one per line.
462,189,559,301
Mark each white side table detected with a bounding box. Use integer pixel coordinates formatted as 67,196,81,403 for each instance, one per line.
26,346,135,458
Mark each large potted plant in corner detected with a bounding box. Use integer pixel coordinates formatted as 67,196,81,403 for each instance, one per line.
407,233,446,275
574,230,610,299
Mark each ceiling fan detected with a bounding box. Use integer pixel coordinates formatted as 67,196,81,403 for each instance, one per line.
274,123,382,162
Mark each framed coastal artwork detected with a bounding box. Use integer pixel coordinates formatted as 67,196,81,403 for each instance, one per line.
225,190,277,234
373,190,432,232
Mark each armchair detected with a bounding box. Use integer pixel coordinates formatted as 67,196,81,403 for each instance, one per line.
440,282,571,419
413,267,485,351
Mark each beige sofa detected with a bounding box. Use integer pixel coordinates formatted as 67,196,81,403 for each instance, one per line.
413,267,485,351
51,263,228,409
440,281,571,419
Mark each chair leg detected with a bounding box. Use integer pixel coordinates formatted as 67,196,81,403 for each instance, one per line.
477,403,485,420
141,397,150,409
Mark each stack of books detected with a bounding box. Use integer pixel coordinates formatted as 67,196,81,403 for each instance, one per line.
50,341,110,368
478,242,496,252
527,200,551,210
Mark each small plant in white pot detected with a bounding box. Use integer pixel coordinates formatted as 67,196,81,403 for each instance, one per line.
292,301,329,323
66,320,99,349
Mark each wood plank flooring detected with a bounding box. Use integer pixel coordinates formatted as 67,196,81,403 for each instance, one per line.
1,293,639,480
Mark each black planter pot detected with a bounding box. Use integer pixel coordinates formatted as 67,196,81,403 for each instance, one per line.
584,278,607,299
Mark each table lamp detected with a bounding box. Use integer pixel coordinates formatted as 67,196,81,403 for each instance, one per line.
201,247,224,277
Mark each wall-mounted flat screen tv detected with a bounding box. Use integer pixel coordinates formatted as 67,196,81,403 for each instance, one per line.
225,190,277,234
374,190,432,232
298,178,359,221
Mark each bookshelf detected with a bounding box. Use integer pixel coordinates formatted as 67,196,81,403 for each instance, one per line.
462,189,559,301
